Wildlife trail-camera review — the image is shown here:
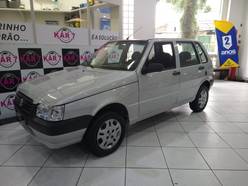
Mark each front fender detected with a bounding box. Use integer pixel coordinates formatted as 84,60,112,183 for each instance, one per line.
64,82,139,124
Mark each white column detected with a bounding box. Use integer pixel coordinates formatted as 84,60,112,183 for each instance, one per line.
238,1,248,80
227,0,247,80
133,0,156,39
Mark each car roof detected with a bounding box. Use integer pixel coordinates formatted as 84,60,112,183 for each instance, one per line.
114,38,199,42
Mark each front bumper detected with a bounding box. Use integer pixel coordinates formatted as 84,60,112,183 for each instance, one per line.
16,112,92,149
14,94,92,148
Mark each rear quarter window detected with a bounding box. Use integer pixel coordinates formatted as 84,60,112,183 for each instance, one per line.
195,43,208,63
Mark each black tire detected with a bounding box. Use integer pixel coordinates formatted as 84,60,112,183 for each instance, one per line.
85,112,126,157
189,85,209,112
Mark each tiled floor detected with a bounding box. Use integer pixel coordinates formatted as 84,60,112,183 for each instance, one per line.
1,80,248,186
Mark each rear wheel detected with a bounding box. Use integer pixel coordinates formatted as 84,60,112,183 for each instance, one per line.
189,85,209,112
85,112,126,157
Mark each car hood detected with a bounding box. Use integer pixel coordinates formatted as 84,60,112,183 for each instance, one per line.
18,66,137,106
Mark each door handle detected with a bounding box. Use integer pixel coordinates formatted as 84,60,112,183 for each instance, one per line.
172,71,181,76
199,66,205,70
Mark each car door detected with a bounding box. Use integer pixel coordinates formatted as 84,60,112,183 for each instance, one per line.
138,41,180,119
176,41,204,104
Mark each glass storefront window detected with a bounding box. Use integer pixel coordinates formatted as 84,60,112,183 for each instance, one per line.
0,0,33,43
33,0,88,28
90,1,120,32
0,0,120,45
0,0,31,23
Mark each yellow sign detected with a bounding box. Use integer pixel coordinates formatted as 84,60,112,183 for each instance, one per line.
88,0,95,6
214,20,239,69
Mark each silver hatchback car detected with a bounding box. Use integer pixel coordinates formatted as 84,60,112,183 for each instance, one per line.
15,39,214,156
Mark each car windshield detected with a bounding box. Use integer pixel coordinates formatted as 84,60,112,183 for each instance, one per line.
86,41,147,71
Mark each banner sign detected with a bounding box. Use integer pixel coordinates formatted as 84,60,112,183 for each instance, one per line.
36,25,89,45
214,20,239,69
91,29,119,46
0,44,95,120
0,22,34,44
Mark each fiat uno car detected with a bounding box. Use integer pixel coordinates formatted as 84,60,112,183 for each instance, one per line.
14,39,214,156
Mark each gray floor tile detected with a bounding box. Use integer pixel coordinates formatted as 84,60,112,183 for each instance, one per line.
155,122,185,133
25,137,44,146
126,168,172,186
176,114,203,122
157,132,195,147
198,112,228,122
78,168,125,186
179,121,208,125
236,149,248,162
170,169,221,186
85,147,126,168
127,147,167,168
0,122,22,131
4,146,51,166
224,114,248,122
0,129,30,145
235,123,248,133
44,145,87,167
29,167,81,186
0,167,38,186
0,145,22,165
163,147,208,169
189,133,229,148
181,123,215,133
199,148,248,170
208,122,244,133
214,170,248,186
219,133,248,148
127,131,160,147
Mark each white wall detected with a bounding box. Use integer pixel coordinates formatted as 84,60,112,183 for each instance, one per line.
227,0,248,80
237,0,248,80
133,0,156,39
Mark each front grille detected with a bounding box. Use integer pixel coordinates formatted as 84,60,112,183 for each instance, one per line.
14,92,37,117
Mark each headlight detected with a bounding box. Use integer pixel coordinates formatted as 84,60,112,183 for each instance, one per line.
36,104,64,121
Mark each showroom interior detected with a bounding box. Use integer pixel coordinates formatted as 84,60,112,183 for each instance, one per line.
1,0,248,185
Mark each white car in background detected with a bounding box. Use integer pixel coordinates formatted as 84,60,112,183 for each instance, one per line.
15,39,214,156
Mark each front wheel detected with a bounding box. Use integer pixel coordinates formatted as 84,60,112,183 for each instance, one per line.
85,112,126,157
189,85,209,112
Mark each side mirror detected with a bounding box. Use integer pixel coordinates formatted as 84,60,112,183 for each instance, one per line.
142,63,164,74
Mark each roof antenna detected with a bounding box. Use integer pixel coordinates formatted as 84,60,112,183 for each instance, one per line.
126,26,143,40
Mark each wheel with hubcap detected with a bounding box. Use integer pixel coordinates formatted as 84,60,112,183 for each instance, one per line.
189,85,209,112
85,112,126,157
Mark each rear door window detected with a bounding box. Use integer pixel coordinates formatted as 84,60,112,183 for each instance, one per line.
177,42,200,67
147,42,176,70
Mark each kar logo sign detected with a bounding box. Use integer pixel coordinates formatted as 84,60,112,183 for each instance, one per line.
43,51,61,66
0,51,17,68
222,35,232,50
20,50,41,68
54,27,75,43
0,73,20,91
0,94,15,110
